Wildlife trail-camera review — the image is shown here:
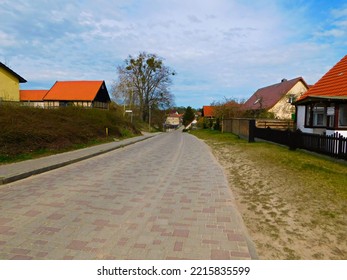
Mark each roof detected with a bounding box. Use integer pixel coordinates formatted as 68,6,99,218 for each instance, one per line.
203,106,215,117
0,62,27,83
43,81,105,101
243,77,308,110
168,113,182,118
296,55,347,103
20,90,48,101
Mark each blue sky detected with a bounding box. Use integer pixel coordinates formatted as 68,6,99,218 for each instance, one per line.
1,0,346,108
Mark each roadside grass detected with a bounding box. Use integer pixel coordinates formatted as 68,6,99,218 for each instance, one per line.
0,105,141,164
191,129,347,259
191,129,347,200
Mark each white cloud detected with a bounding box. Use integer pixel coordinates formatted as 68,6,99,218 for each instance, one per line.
1,0,346,107
0,31,16,47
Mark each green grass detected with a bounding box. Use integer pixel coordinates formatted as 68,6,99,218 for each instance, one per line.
0,105,141,164
192,129,347,201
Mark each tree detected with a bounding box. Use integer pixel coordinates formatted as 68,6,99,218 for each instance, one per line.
113,52,175,122
182,106,195,127
211,97,244,120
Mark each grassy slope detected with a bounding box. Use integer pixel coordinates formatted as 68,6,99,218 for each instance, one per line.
191,129,347,259
0,105,140,163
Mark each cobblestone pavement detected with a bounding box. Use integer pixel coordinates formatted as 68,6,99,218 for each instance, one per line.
0,130,257,260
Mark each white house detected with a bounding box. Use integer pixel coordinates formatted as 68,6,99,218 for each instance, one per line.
295,55,347,137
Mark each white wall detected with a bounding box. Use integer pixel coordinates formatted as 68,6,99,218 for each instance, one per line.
297,105,347,137
326,130,347,137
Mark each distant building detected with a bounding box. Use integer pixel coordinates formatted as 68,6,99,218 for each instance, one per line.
165,111,182,130
0,62,27,102
243,77,309,119
202,106,215,118
43,81,111,109
20,81,111,109
20,90,48,108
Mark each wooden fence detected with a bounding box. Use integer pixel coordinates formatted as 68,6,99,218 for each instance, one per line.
297,132,347,159
256,119,295,131
252,126,347,160
222,118,347,159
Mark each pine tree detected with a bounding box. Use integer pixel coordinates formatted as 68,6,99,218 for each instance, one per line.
182,106,195,127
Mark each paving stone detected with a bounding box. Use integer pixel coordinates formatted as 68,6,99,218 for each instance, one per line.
0,131,257,260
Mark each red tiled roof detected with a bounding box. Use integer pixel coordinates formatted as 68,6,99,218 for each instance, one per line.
203,106,215,117
43,81,105,101
297,55,347,102
168,113,183,117
20,90,48,101
243,77,308,110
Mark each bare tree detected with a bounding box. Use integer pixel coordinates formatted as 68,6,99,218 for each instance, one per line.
113,52,175,121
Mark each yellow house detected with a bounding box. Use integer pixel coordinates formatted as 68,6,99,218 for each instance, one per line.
0,62,27,101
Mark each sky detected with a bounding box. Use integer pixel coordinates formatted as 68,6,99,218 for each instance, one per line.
1,0,347,108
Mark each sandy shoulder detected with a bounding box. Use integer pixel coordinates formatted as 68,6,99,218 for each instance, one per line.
205,141,347,260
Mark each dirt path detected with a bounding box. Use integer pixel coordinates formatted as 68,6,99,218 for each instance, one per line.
204,140,347,260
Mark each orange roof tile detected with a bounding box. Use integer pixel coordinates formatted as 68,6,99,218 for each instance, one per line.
20,90,48,101
297,55,347,102
43,81,105,101
203,106,215,117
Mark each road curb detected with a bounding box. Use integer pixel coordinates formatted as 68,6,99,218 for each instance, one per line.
0,134,159,185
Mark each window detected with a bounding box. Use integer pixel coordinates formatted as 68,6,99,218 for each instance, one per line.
305,103,329,127
312,105,326,127
339,104,347,127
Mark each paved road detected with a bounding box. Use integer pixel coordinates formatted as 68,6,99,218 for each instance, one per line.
0,130,257,260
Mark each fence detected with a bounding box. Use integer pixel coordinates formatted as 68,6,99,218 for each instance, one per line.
256,119,295,131
221,118,347,159
297,132,347,159
222,118,255,142
252,126,347,160
222,118,295,140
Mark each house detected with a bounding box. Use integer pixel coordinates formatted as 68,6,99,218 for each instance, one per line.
165,111,182,129
295,55,347,137
243,77,309,119
20,90,49,108
42,81,111,109
0,62,27,101
202,106,215,118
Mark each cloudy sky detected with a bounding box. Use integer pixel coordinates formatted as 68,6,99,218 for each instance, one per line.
1,0,346,108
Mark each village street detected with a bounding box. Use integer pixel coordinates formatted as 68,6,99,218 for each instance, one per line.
0,130,256,260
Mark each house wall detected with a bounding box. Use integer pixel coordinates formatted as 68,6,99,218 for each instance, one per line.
21,101,45,108
44,101,60,108
0,67,20,101
297,105,347,136
166,116,180,126
297,105,308,132
326,130,347,137
296,105,326,134
269,81,308,119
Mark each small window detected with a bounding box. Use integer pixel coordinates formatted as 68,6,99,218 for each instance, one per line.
339,104,347,127
312,105,326,127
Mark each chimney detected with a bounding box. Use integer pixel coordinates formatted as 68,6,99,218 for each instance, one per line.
281,78,287,82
